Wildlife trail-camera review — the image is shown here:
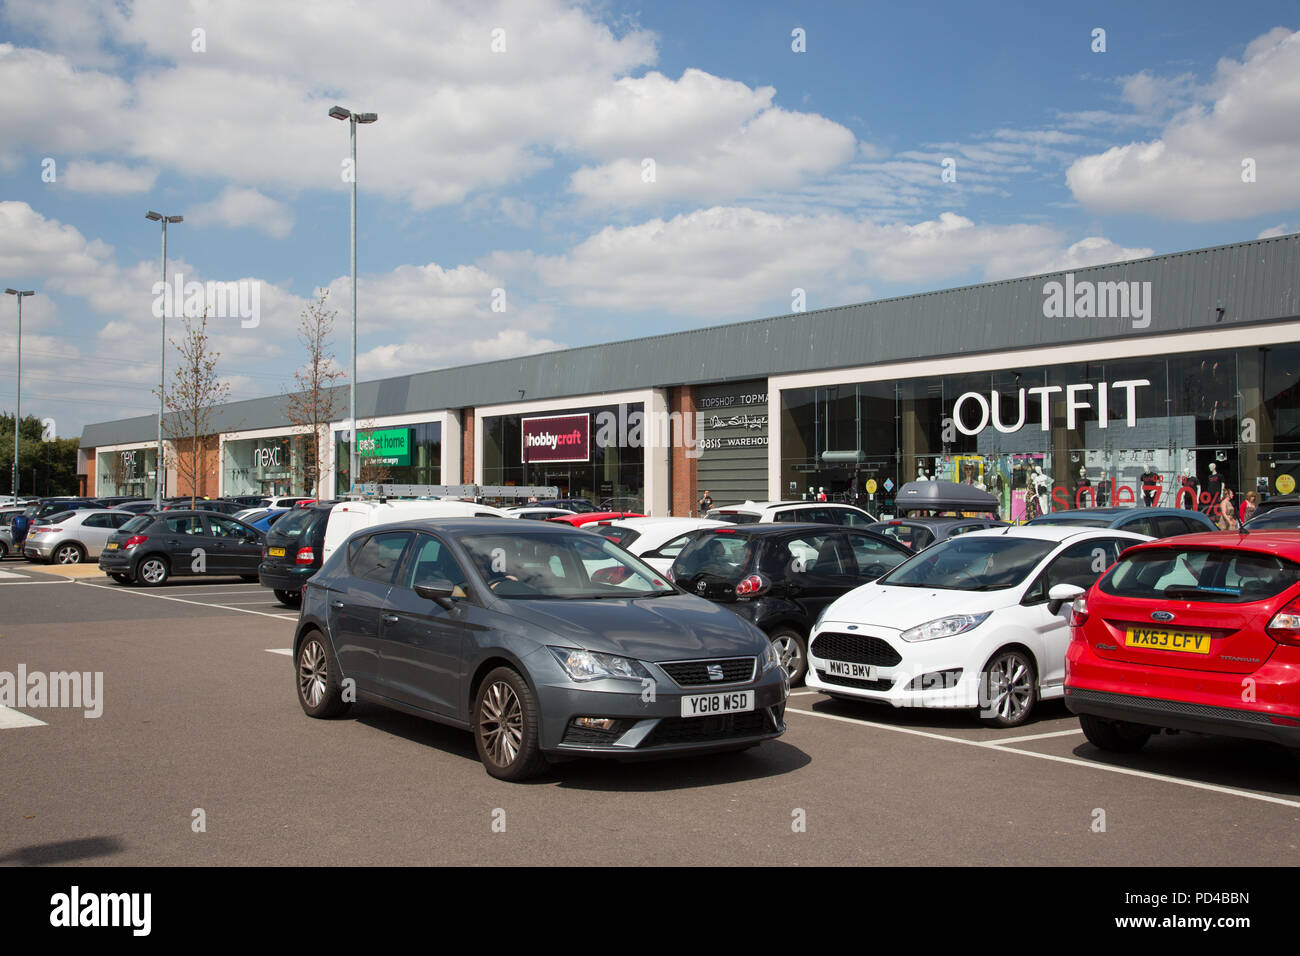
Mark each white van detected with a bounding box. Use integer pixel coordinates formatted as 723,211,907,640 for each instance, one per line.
321,499,509,561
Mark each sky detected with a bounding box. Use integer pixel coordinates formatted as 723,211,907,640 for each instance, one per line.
1,0,1298,437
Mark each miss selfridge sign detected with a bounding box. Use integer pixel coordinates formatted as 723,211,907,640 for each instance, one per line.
1042,273,1153,329
951,379,1150,436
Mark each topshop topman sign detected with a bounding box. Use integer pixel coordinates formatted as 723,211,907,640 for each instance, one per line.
358,428,412,466
951,379,1151,437
522,414,590,464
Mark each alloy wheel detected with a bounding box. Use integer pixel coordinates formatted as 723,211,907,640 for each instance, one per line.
55,544,83,565
298,639,328,708
983,652,1034,723
772,634,803,681
478,680,524,767
140,559,167,584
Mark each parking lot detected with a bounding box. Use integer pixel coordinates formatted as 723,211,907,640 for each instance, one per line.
1,564,1297,867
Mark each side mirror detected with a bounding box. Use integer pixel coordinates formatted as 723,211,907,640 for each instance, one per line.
415,579,457,610
1047,583,1085,615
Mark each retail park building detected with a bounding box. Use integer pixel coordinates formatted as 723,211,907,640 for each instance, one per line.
80,232,1300,519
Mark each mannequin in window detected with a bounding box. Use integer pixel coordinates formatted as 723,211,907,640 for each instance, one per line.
1032,465,1052,515
1076,466,1092,507
1177,470,1198,510
916,467,929,482
1204,462,1223,514
1140,468,1160,506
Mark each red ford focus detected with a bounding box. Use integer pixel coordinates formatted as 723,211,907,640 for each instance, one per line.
1065,530,1300,754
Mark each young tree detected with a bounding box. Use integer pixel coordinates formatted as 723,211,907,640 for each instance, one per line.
284,289,345,498
162,311,229,509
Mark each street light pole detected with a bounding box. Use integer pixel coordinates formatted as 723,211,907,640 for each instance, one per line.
329,105,377,494
4,289,34,499
146,211,182,508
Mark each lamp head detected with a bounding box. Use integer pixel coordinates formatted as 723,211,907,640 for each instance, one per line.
145,210,163,221
328,106,351,121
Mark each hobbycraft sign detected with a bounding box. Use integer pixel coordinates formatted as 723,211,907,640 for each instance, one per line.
522,414,590,464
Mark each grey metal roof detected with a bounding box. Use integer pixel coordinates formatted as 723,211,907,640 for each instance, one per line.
81,231,1300,448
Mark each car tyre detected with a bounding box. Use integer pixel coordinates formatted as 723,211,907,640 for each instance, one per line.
296,632,351,718
274,588,302,609
109,572,131,585
473,667,548,781
136,555,170,587
1079,714,1151,753
54,542,85,565
0,541,8,559
240,574,259,582
977,648,1038,728
768,628,808,687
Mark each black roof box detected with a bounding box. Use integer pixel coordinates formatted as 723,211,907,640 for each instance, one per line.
894,480,999,515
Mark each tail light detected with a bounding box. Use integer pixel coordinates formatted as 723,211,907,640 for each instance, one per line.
665,568,675,582
295,547,315,565
1070,594,1089,627
32,526,54,534
1266,595,1300,646
123,535,148,549
735,573,769,597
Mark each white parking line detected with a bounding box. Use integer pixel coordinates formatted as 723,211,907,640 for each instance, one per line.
0,569,28,579
77,581,299,622
785,707,1300,809
265,648,292,656
986,728,1085,745
0,706,48,729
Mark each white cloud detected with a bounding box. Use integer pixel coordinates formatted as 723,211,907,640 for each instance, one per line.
1020,236,1154,276
189,187,295,238
1257,223,1295,239
567,68,856,207
1067,28,1300,221
60,160,157,194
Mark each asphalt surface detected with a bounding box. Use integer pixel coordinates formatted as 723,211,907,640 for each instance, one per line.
2,560,1299,866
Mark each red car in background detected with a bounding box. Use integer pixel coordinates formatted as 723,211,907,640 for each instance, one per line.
546,511,645,527
1065,530,1300,755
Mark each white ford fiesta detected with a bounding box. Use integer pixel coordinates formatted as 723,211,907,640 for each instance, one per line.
806,525,1150,726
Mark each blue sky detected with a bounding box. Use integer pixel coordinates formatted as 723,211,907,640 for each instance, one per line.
1,0,1297,435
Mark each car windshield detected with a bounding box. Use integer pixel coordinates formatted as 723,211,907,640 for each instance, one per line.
40,510,77,524
271,509,317,539
673,531,754,583
458,531,675,599
870,522,934,550
1030,515,1111,528
591,525,640,548
1101,547,1300,603
120,515,152,534
706,511,759,524
879,535,1058,590
1245,510,1300,530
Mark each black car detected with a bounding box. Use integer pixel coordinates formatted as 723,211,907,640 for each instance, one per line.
259,502,334,607
1244,505,1300,529
159,498,246,516
99,510,265,585
867,516,1006,551
294,518,787,781
669,523,913,684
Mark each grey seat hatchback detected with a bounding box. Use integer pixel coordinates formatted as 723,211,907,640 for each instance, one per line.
294,518,788,780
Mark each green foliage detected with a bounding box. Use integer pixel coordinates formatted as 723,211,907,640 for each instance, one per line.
0,412,80,496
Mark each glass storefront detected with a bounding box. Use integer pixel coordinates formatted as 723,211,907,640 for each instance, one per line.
97,447,158,499
335,421,442,494
223,435,310,497
482,403,644,510
781,345,1300,520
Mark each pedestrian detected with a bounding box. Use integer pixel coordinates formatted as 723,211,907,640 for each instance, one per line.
698,489,713,513
10,509,29,548
1240,490,1258,525
1216,488,1239,531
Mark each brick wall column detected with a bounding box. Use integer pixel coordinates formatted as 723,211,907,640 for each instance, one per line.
461,408,475,484
670,386,699,517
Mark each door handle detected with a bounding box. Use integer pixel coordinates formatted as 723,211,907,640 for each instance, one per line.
382,613,400,624
331,600,345,609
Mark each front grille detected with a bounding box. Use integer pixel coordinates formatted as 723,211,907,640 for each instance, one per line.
643,710,772,746
811,632,902,667
817,670,895,691
1067,688,1272,724
658,657,756,687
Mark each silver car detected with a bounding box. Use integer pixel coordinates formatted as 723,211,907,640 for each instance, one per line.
24,509,137,564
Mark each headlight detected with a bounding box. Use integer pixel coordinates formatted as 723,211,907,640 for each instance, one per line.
898,612,991,643
760,639,782,674
548,646,651,682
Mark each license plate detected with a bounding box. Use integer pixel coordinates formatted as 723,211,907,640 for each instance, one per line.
825,659,877,680
680,691,753,718
1125,626,1213,655
105,542,119,550
268,547,286,557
